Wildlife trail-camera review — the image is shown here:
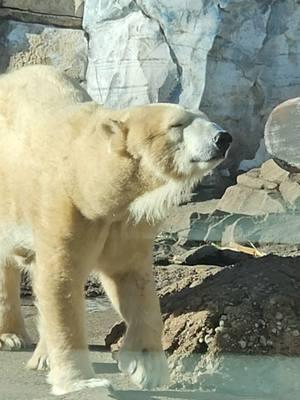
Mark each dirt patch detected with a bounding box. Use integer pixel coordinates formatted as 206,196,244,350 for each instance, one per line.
106,255,300,388
160,255,300,356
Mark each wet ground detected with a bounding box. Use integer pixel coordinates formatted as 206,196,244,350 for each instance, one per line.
1,297,299,400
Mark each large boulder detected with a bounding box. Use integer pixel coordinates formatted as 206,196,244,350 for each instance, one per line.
265,97,300,171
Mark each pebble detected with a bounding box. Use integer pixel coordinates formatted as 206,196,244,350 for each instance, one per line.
204,335,213,344
292,330,300,337
239,340,247,349
275,312,283,320
215,326,224,333
260,336,267,346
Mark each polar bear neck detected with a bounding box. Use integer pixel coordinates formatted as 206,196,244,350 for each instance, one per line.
128,177,199,224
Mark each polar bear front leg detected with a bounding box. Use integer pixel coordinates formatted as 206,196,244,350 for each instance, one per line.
34,246,111,396
100,266,170,389
27,280,49,370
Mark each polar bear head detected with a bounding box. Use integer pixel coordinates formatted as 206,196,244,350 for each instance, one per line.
102,103,231,222
108,103,231,181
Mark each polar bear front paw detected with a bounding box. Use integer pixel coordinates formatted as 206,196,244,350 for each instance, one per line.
0,333,30,350
117,349,170,389
51,378,113,396
27,339,49,370
27,350,49,370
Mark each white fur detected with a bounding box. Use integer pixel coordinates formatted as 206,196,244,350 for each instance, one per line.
52,378,112,396
27,348,49,370
0,333,27,350
173,142,222,176
129,145,223,224
27,328,49,371
47,349,105,395
117,349,170,389
129,177,200,223
0,224,33,268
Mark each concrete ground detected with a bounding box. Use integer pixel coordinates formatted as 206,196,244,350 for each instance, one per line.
1,349,262,400
0,298,295,400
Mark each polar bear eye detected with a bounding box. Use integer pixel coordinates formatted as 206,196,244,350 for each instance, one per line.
170,123,184,129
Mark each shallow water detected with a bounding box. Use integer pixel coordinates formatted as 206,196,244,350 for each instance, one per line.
176,353,300,400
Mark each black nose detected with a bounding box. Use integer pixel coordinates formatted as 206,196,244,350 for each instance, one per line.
213,131,232,154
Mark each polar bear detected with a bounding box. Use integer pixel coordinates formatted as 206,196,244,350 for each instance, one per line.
0,65,231,395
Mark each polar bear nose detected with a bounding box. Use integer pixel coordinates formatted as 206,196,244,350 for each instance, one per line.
213,131,232,155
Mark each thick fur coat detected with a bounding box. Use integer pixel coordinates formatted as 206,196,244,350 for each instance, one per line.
0,65,231,394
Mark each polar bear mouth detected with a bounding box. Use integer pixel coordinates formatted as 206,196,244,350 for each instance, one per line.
190,154,223,163
190,151,229,163
190,146,231,163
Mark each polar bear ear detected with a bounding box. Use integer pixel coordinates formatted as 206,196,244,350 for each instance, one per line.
102,119,129,155
102,119,127,136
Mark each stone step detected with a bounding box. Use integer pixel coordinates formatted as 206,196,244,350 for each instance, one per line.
0,0,84,28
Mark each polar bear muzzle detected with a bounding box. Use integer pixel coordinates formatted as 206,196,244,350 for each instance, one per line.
190,130,232,163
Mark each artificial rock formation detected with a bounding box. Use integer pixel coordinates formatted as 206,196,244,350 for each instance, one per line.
0,0,84,27
83,0,300,168
2,1,300,168
265,97,300,171
0,20,88,81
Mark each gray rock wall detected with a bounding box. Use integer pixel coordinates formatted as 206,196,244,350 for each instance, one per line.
0,0,84,27
1,0,300,170
0,21,87,81
84,0,300,169
0,1,87,81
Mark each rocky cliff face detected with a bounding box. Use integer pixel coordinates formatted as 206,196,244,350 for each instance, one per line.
0,1,87,81
1,1,300,169
84,0,300,169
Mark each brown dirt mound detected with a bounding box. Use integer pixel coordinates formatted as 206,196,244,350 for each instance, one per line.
106,255,300,389
160,255,300,357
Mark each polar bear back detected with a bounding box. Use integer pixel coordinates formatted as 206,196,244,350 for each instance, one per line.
0,65,91,110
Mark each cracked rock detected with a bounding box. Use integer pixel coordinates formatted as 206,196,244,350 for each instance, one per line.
217,185,286,216
1,0,84,17
160,160,300,246
83,0,300,168
83,6,179,107
0,20,88,79
0,0,84,28
260,160,290,184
